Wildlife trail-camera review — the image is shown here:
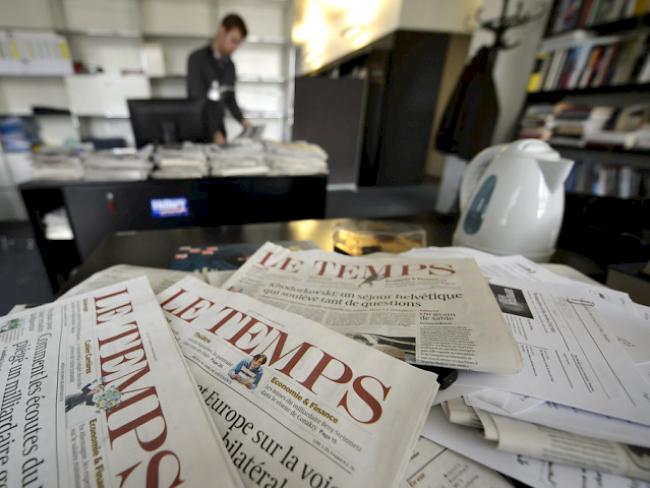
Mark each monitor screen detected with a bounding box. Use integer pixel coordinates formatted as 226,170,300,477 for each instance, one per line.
150,197,190,218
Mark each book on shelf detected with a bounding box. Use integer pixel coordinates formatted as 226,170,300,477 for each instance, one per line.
528,29,650,92
519,101,650,152
564,159,646,198
550,0,650,34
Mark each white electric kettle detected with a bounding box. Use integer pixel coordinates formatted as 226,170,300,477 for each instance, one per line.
453,139,574,262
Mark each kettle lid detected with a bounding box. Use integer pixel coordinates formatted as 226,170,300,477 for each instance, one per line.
504,139,560,161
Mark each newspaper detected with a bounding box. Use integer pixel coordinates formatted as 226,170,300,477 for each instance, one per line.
454,279,650,425
158,276,439,487
402,437,513,488
423,406,649,488
473,410,650,482
440,398,482,428
61,265,198,298
221,242,522,374
0,277,242,487
465,391,650,448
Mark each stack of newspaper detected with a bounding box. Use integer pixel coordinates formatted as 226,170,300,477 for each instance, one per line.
3,241,648,487
208,140,269,176
152,144,209,179
264,141,329,175
30,152,85,180
84,147,153,181
402,246,650,487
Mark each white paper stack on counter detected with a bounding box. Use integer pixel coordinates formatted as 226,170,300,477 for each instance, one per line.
405,246,650,487
264,141,329,175
30,152,85,181
84,146,153,181
42,207,73,240
152,144,209,179
207,139,269,176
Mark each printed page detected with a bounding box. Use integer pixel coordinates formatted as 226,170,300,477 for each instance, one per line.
455,280,650,425
466,392,650,448
158,276,439,488
406,247,632,307
422,407,650,488
401,437,513,488
441,398,482,428
60,264,197,298
486,413,650,482
0,277,242,487
222,242,522,373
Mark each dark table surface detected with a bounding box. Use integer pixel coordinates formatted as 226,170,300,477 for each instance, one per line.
64,212,603,292
65,214,456,288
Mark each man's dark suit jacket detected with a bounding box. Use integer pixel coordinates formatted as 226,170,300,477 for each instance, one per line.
187,44,244,138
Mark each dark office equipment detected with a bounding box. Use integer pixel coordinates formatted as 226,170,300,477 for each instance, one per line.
20,175,327,291
293,78,366,187
128,98,209,148
294,31,458,187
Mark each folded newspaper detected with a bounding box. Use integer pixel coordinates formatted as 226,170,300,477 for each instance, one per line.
158,276,439,487
221,242,522,373
0,277,242,487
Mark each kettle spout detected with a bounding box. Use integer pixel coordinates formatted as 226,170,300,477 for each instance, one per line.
537,157,574,193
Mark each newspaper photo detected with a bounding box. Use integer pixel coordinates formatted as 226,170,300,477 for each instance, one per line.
0,277,242,487
221,242,522,374
158,276,439,487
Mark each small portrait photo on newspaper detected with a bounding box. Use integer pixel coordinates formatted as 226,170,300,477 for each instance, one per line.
228,353,267,390
489,284,534,319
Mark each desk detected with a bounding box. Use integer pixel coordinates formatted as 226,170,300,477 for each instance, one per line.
20,175,327,291
64,214,457,290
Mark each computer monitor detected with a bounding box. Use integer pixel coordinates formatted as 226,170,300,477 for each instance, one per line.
128,98,209,148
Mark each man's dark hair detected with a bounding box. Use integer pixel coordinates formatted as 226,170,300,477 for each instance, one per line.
252,354,267,365
221,13,248,38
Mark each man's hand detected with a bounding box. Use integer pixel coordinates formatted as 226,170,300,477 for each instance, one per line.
214,131,226,145
242,119,252,129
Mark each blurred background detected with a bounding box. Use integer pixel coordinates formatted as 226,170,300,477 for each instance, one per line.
0,0,648,309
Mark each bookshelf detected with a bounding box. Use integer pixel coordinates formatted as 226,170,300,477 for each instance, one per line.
518,0,650,199
527,81,650,102
0,0,295,145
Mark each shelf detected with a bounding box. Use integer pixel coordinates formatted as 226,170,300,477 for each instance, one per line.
148,74,287,84
142,32,288,46
244,111,286,120
549,12,650,37
527,83,650,103
58,28,141,39
0,73,69,78
551,144,650,169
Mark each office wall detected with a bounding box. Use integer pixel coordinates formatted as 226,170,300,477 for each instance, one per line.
293,0,480,73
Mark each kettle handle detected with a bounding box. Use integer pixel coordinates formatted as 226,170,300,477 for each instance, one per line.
459,144,507,212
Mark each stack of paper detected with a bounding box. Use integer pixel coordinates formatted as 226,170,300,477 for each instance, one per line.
84,147,153,181
152,144,208,179
406,246,650,487
30,153,85,181
264,140,329,175
207,140,269,176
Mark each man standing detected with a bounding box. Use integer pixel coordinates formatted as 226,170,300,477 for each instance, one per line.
187,14,251,144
